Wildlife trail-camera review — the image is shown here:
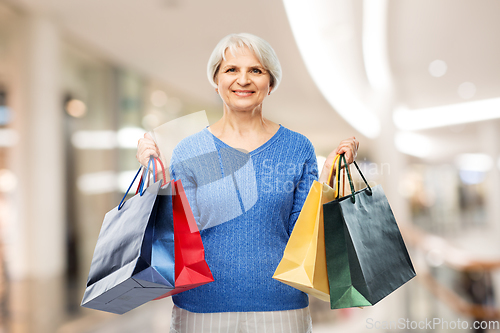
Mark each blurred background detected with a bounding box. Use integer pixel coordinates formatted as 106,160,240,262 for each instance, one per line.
0,0,499,332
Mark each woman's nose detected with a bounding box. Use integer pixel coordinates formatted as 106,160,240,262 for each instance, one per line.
236,72,250,85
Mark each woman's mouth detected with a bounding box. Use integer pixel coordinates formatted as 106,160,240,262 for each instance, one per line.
233,90,254,97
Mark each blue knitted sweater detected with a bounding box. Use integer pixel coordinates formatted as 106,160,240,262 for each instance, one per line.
169,125,318,313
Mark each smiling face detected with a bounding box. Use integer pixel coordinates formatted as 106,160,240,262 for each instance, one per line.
215,47,272,113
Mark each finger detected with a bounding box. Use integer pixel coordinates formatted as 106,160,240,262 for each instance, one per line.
337,145,356,164
333,146,340,155
138,149,159,166
139,143,160,157
141,149,159,160
137,138,160,156
336,139,353,151
331,137,359,166
137,145,155,161
338,147,352,164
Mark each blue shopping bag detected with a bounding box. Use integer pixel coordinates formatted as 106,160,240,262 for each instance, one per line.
81,158,175,314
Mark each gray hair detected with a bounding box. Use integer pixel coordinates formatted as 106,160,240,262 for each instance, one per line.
207,33,282,93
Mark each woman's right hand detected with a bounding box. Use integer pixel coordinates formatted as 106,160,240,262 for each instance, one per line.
136,133,160,167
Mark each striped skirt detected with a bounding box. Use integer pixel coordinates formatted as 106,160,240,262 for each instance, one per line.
169,305,312,333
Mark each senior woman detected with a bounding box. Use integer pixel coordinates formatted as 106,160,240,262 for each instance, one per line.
137,33,358,333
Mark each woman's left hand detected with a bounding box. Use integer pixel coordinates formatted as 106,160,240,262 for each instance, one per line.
318,136,359,184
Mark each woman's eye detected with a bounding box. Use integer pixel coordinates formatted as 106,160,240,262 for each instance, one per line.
252,68,262,74
226,68,236,73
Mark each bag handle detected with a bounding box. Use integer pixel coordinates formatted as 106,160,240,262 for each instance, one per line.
341,160,351,197
327,154,341,187
335,154,342,195
135,156,168,194
353,159,371,195
335,154,355,202
326,154,349,198
137,156,155,194
334,154,351,198
118,157,153,210
156,157,167,186
335,154,372,203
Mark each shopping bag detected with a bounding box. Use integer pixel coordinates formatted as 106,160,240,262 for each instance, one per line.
272,155,342,301
323,154,416,309
154,179,214,300
81,157,175,314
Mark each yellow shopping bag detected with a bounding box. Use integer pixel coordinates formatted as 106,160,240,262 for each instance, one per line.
273,155,345,301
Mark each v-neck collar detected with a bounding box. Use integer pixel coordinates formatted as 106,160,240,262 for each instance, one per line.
204,125,284,156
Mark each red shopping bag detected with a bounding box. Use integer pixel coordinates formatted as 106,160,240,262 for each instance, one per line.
154,179,214,299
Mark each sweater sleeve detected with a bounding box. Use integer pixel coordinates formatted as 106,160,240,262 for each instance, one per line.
287,142,318,235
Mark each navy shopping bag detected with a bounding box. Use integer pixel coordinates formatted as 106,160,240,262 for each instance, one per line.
81,157,175,314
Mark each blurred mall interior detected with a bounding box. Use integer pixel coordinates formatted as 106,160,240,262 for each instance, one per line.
0,0,500,332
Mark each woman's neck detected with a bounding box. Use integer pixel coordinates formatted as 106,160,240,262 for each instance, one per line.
208,105,280,152
212,104,271,135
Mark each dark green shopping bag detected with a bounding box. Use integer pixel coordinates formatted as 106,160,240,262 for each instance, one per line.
323,154,416,309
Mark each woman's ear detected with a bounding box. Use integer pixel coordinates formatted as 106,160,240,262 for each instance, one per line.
213,71,219,88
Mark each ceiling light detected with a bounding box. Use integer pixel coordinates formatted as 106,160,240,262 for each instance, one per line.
362,0,391,92
117,127,146,148
455,153,493,172
393,98,500,130
394,131,432,158
283,0,381,138
72,131,116,149
77,171,116,194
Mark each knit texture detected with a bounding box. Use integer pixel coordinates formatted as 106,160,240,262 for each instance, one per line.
169,125,318,313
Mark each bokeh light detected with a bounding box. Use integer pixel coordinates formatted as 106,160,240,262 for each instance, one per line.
151,90,168,107
0,128,19,147
65,99,87,118
428,59,447,77
457,81,476,99
0,169,17,192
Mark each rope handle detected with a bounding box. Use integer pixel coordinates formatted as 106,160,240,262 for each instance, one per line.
135,156,168,194
335,155,350,197
335,153,372,204
327,154,341,187
119,157,152,210
119,156,168,210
